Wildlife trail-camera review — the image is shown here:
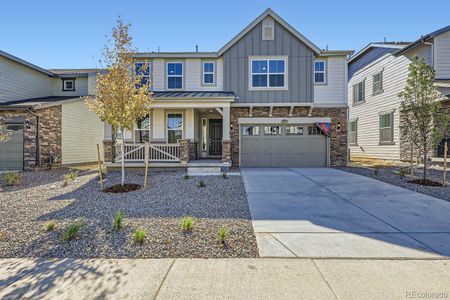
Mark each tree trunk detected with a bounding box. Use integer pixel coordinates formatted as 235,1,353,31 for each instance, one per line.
423,142,427,181
120,127,125,186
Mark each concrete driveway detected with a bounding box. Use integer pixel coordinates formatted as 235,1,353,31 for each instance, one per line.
241,168,450,258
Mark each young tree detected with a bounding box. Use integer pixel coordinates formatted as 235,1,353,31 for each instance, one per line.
85,17,153,186
399,56,448,181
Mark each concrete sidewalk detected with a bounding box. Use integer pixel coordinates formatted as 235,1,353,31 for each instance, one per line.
1,258,449,299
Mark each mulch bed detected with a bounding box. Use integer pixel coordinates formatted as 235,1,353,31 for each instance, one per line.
0,169,258,259
408,179,441,186
103,183,141,193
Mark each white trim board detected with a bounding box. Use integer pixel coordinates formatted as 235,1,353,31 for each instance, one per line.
238,117,331,124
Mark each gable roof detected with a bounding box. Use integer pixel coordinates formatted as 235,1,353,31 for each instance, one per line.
218,8,321,56
0,50,55,76
395,25,450,56
348,42,409,64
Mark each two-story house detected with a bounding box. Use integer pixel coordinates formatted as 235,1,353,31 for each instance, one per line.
104,9,352,169
0,9,351,171
347,26,450,162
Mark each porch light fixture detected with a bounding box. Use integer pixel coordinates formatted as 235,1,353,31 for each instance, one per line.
336,122,341,132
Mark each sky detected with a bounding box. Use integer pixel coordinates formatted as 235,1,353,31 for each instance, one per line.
1,0,449,69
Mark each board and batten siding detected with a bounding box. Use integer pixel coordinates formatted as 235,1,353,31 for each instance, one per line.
223,20,314,104
348,54,411,160
314,56,347,105
434,31,450,79
61,100,104,164
0,56,52,103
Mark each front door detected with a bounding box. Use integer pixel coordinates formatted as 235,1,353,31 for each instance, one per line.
209,119,222,156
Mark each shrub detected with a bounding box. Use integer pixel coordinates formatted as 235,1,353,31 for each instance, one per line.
134,229,146,243
198,180,206,188
62,171,78,186
184,174,190,180
399,167,407,179
3,172,22,186
180,216,194,231
62,222,83,241
113,211,124,231
45,221,56,231
373,167,380,176
222,172,228,179
218,225,229,244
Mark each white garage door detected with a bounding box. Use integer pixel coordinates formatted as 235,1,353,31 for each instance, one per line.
240,124,327,168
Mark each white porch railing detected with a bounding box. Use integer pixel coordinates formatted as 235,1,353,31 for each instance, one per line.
114,143,181,162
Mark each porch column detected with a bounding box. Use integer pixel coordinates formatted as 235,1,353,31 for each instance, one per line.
103,122,113,162
222,106,231,164
185,108,195,140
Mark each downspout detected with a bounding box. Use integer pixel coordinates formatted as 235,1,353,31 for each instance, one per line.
27,109,40,167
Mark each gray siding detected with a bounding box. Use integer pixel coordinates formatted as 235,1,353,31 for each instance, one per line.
223,21,314,104
348,47,398,80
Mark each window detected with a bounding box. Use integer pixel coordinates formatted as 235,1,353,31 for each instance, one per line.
134,115,150,143
62,79,75,91
250,58,286,89
308,126,325,135
262,17,274,40
167,113,183,143
372,71,383,95
242,126,259,136
353,80,365,103
135,62,150,88
264,126,281,135
286,126,303,135
167,62,183,89
314,61,326,84
379,112,394,144
349,120,357,145
202,62,215,85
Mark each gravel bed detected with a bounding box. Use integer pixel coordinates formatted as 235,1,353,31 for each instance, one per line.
338,165,450,202
0,169,258,258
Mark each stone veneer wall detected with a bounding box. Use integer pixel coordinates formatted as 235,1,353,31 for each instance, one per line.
0,106,62,169
230,106,348,167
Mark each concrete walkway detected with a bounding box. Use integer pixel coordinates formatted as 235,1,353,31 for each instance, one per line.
241,168,450,258
0,258,449,299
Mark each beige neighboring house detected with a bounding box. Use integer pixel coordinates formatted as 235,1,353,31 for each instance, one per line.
347,25,450,162
0,50,104,170
0,8,352,172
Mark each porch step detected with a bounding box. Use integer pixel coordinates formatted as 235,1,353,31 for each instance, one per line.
187,166,222,176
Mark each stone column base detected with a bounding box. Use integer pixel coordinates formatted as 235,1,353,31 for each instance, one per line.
222,140,231,164
103,140,114,162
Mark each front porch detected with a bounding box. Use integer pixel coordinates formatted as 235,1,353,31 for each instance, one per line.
103,91,234,169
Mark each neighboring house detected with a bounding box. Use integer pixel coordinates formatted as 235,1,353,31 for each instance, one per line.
347,26,450,161
0,51,104,170
104,8,352,169
0,8,352,171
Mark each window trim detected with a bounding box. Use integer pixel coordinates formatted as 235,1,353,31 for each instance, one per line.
166,112,184,144
134,61,151,90
201,61,216,86
349,119,358,146
133,114,151,143
62,78,76,91
352,79,366,105
248,56,288,91
379,111,395,145
166,61,184,90
314,60,327,85
372,70,383,95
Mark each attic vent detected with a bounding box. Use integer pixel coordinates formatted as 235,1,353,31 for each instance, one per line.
262,17,274,41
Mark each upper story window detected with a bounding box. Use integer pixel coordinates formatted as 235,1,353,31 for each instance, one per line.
135,62,150,88
372,71,383,95
314,61,326,84
167,62,183,89
353,80,365,104
202,62,215,85
62,79,75,91
250,57,286,90
262,17,274,40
